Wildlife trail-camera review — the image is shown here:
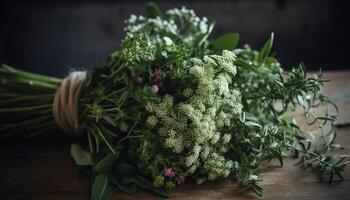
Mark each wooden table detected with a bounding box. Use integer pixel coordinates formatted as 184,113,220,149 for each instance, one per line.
1,71,349,200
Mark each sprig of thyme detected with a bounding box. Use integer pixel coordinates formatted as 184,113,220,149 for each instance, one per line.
232,34,347,195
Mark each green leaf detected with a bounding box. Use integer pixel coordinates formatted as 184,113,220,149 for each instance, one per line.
92,174,113,200
212,33,239,52
234,59,255,70
258,32,274,62
114,163,137,177
147,2,162,18
70,143,93,166
122,176,168,197
94,154,118,174
244,121,262,129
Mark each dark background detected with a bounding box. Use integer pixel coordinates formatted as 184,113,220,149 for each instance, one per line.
0,0,349,77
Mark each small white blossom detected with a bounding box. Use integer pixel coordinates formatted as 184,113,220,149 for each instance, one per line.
146,115,158,126
222,50,236,61
222,134,232,144
222,63,237,75
163,36,173,46
183,88,193,97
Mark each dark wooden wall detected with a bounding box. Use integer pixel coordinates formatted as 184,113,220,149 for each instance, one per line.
0,0,349,77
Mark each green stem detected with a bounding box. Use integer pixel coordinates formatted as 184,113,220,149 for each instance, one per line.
0,94,53,105
109,63,125,78
88,131,95,153
28,125,59,137
95,87,127,104
119,121,138,143
95,126,116,154
0,104,52,114
1,64,62,85
0,114,53,131
1,79,58,90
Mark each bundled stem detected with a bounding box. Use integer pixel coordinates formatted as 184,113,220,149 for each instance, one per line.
0,65,61,138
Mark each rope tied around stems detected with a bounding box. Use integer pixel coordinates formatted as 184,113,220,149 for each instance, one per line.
53,71,87,136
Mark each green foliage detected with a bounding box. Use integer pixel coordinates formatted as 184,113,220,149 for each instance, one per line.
258,32,274,62
0,2,347,200
92,174,113,200
94,154,118,174
211,33,239,52
70,143,93,166
232,34,347,187
147,2,162,18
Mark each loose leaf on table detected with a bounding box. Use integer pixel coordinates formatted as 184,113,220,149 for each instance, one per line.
211,33,239,52
70,143,93,166
92,174,113,200
94,153,118,174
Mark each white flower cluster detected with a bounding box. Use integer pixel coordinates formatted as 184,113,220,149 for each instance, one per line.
121,32,156,62
124,6,209,44
146,50,242,180
146,115,158,126
203,153,234,180
166,7,208,32
125,15,178,34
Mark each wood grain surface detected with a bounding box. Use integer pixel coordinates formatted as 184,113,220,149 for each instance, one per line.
0,71,349,200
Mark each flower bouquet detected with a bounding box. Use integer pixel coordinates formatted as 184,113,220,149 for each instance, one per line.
0,3,347,199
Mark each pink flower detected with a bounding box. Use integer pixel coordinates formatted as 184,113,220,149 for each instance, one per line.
164,168,176,178
151,85,159,93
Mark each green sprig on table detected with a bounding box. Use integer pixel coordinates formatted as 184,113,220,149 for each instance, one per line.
0,2,347,199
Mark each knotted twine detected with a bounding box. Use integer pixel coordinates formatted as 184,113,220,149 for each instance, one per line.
53,71,87,136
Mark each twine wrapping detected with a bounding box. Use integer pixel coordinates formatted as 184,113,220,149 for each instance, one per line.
53,71,87,136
